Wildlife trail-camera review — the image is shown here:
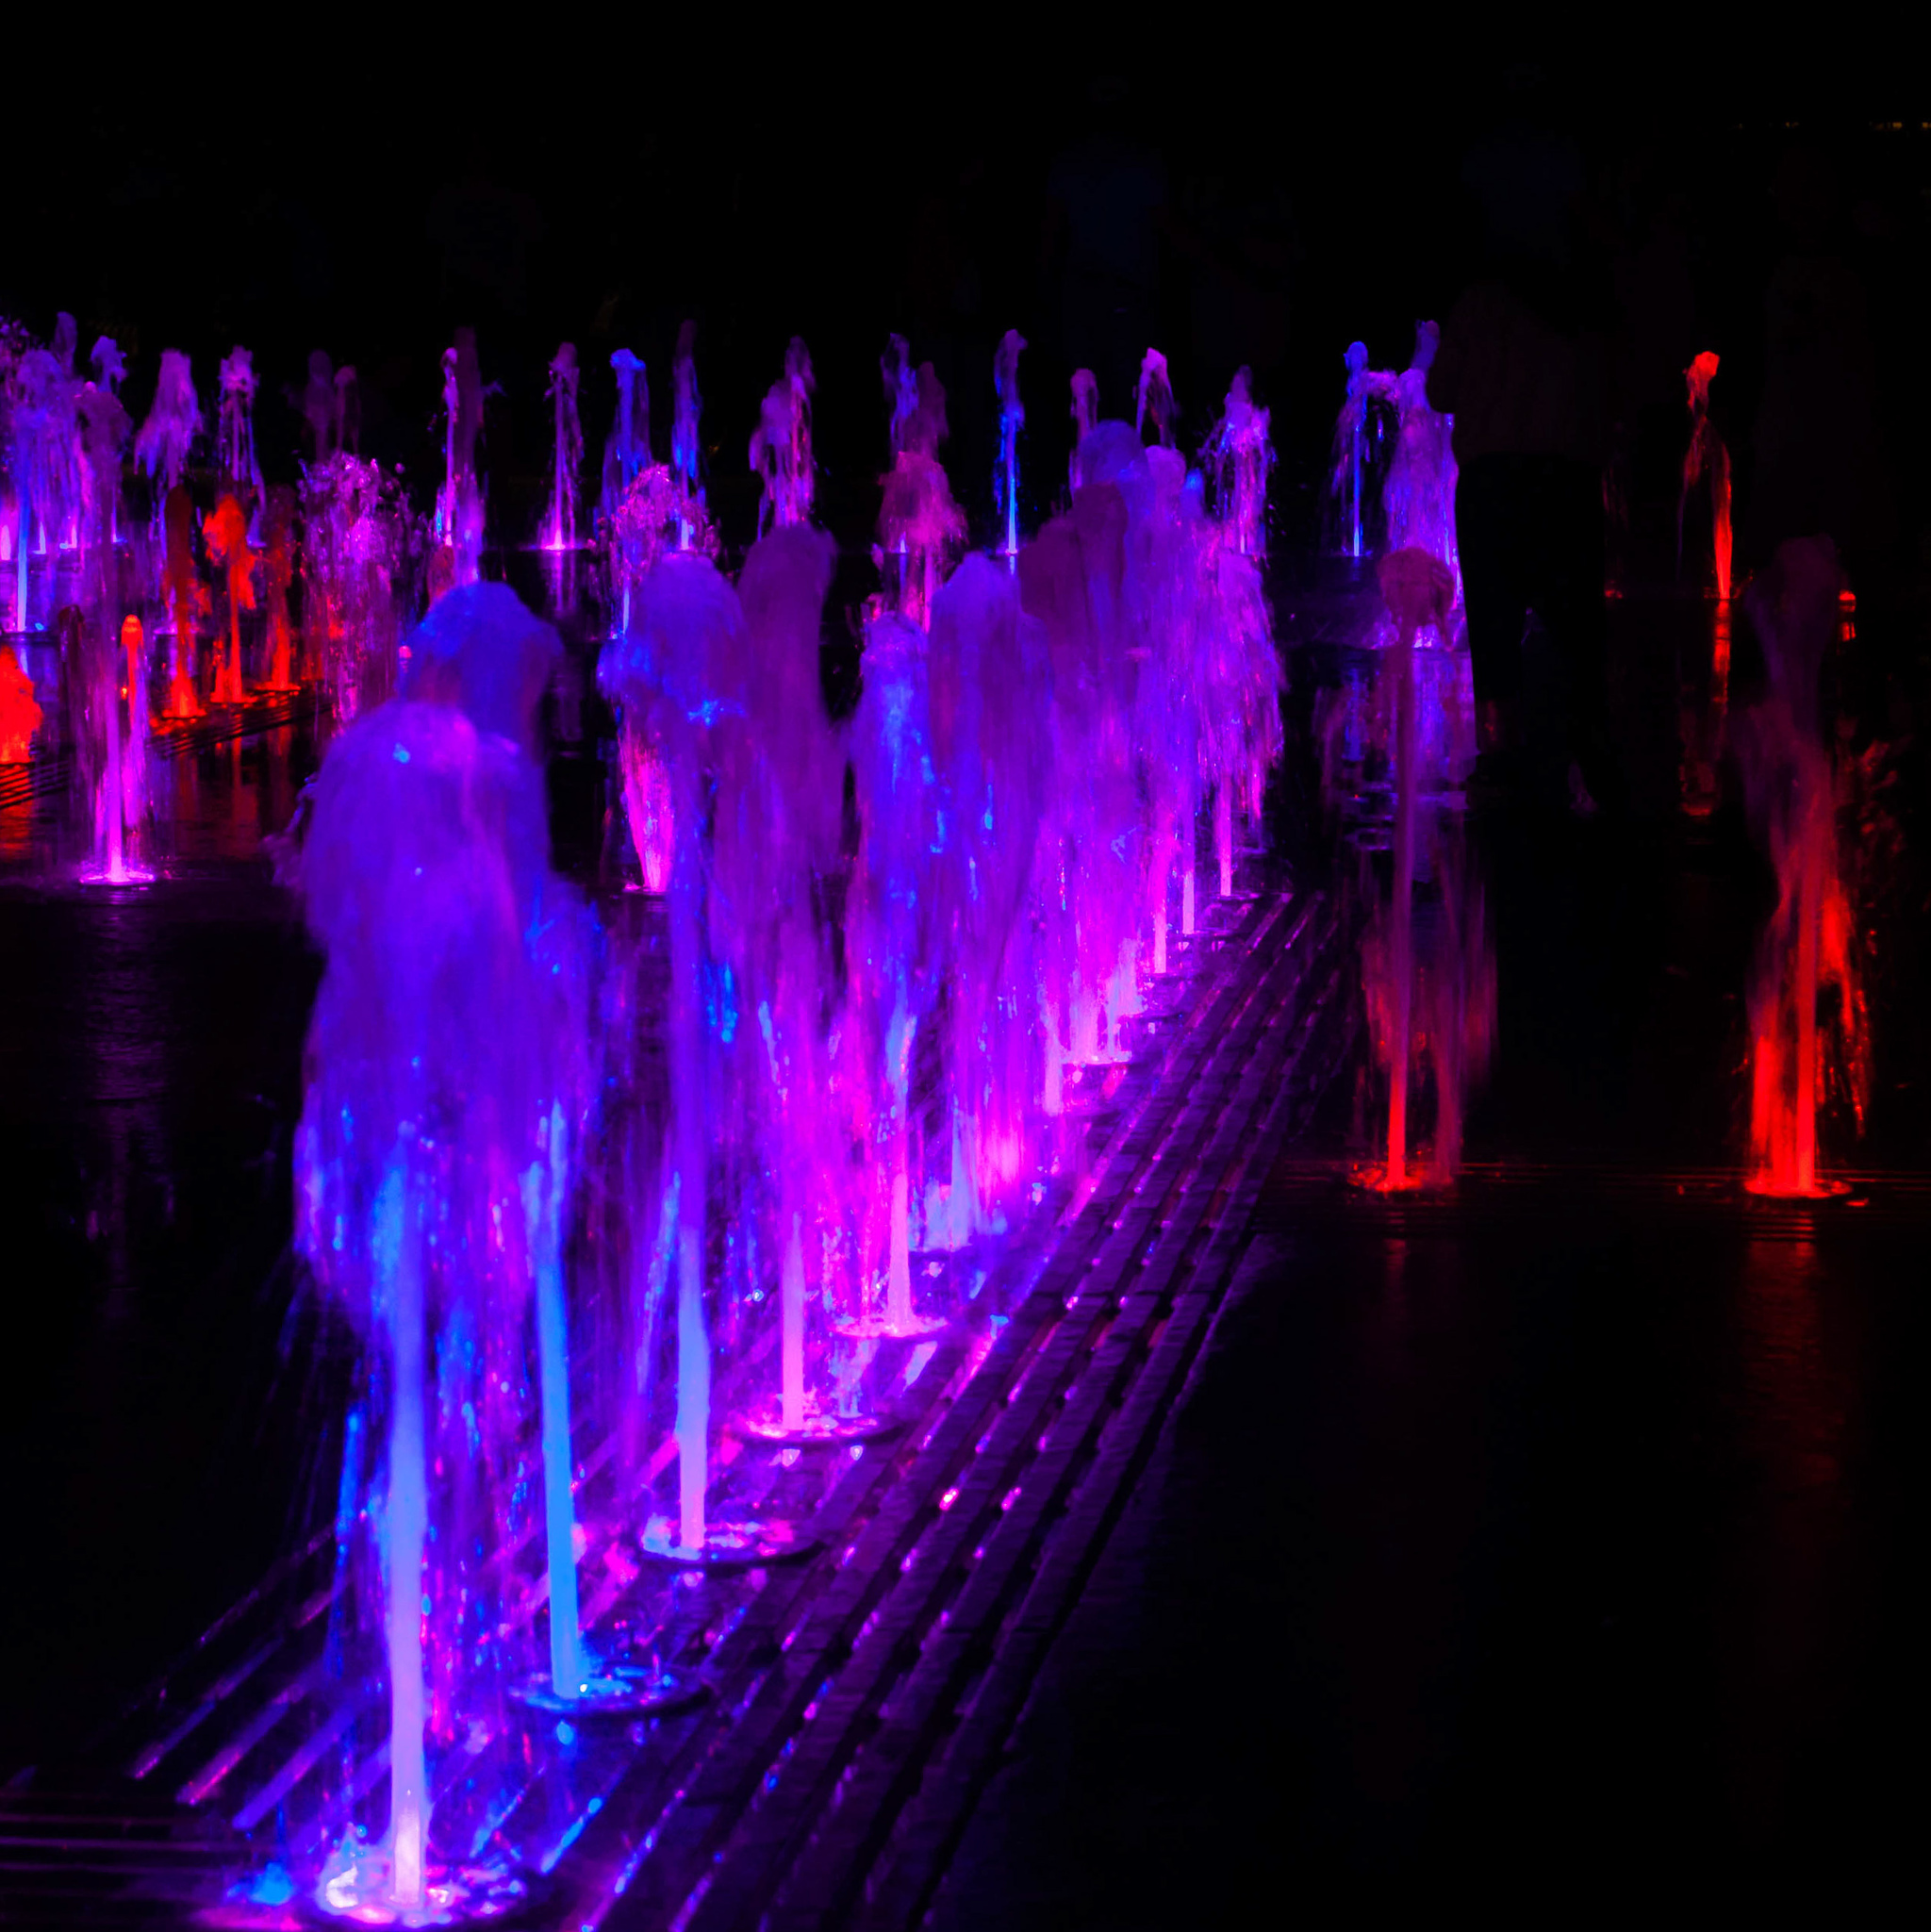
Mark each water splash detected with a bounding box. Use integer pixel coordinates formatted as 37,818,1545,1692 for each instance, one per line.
1381,322,1458,588
751,339,816,535
1202,366,1272,560
1134,348,1177,449
302,455,413,722
136,350,201,499
878,363,964,628
90,336,124,396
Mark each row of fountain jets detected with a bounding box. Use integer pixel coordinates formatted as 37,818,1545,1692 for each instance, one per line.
1,309,1856,1914
325,325,1303,1914
1,308,1319,1913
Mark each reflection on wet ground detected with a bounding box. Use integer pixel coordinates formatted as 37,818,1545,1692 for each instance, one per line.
935,1169,1926,1921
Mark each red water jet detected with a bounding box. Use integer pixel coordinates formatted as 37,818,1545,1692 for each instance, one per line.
203,494,256,706
0,646,41,762
161,485,206,718
1681,352,1732,601
1739,540,1868,1197
258,486,300,691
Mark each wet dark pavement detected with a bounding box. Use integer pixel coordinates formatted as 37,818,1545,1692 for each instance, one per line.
0,718,332,1776
933,1172,1926,1922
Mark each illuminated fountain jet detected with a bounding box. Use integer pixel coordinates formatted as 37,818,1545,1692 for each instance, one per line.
1381,322,1457,586
1329,340,1397,560
11,338,81,636
1068,368,1098,486
543,342,584,551
1135,345,1177,450
848,603,950,1335
671,321,703,547
1022,419,1147,1078
600,346,649,536
216,346,265,536
994,328,1026,564
135,354,204,717
1677,351,1735,815
602,551,815,1557
202,496,255,705
719,525,863,1437
1738,538,1868,1197
301,452,409,723
1680,350,1731,603
1360,550,1493,1191
927,553,1051,1243
0,644,40,762
751,337,817,535
158,484,206,719
1205,364,1273,561
74,374,149,881
877,352,964,630
434,329,486,588
301,584,661,1919
1197,368,1284,902
604,453,710,890
257,487,300,693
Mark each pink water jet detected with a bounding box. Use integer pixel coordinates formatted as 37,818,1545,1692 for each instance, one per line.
202,495,256,705
1365,548,1452,1191
751,338,816,535
544,342,584,551
877,360,964,629
1204,365,1273,560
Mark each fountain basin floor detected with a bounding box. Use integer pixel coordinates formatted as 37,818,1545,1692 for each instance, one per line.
932,1161,1931,1925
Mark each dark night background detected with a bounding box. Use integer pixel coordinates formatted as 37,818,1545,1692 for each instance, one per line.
8,37,1927,578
